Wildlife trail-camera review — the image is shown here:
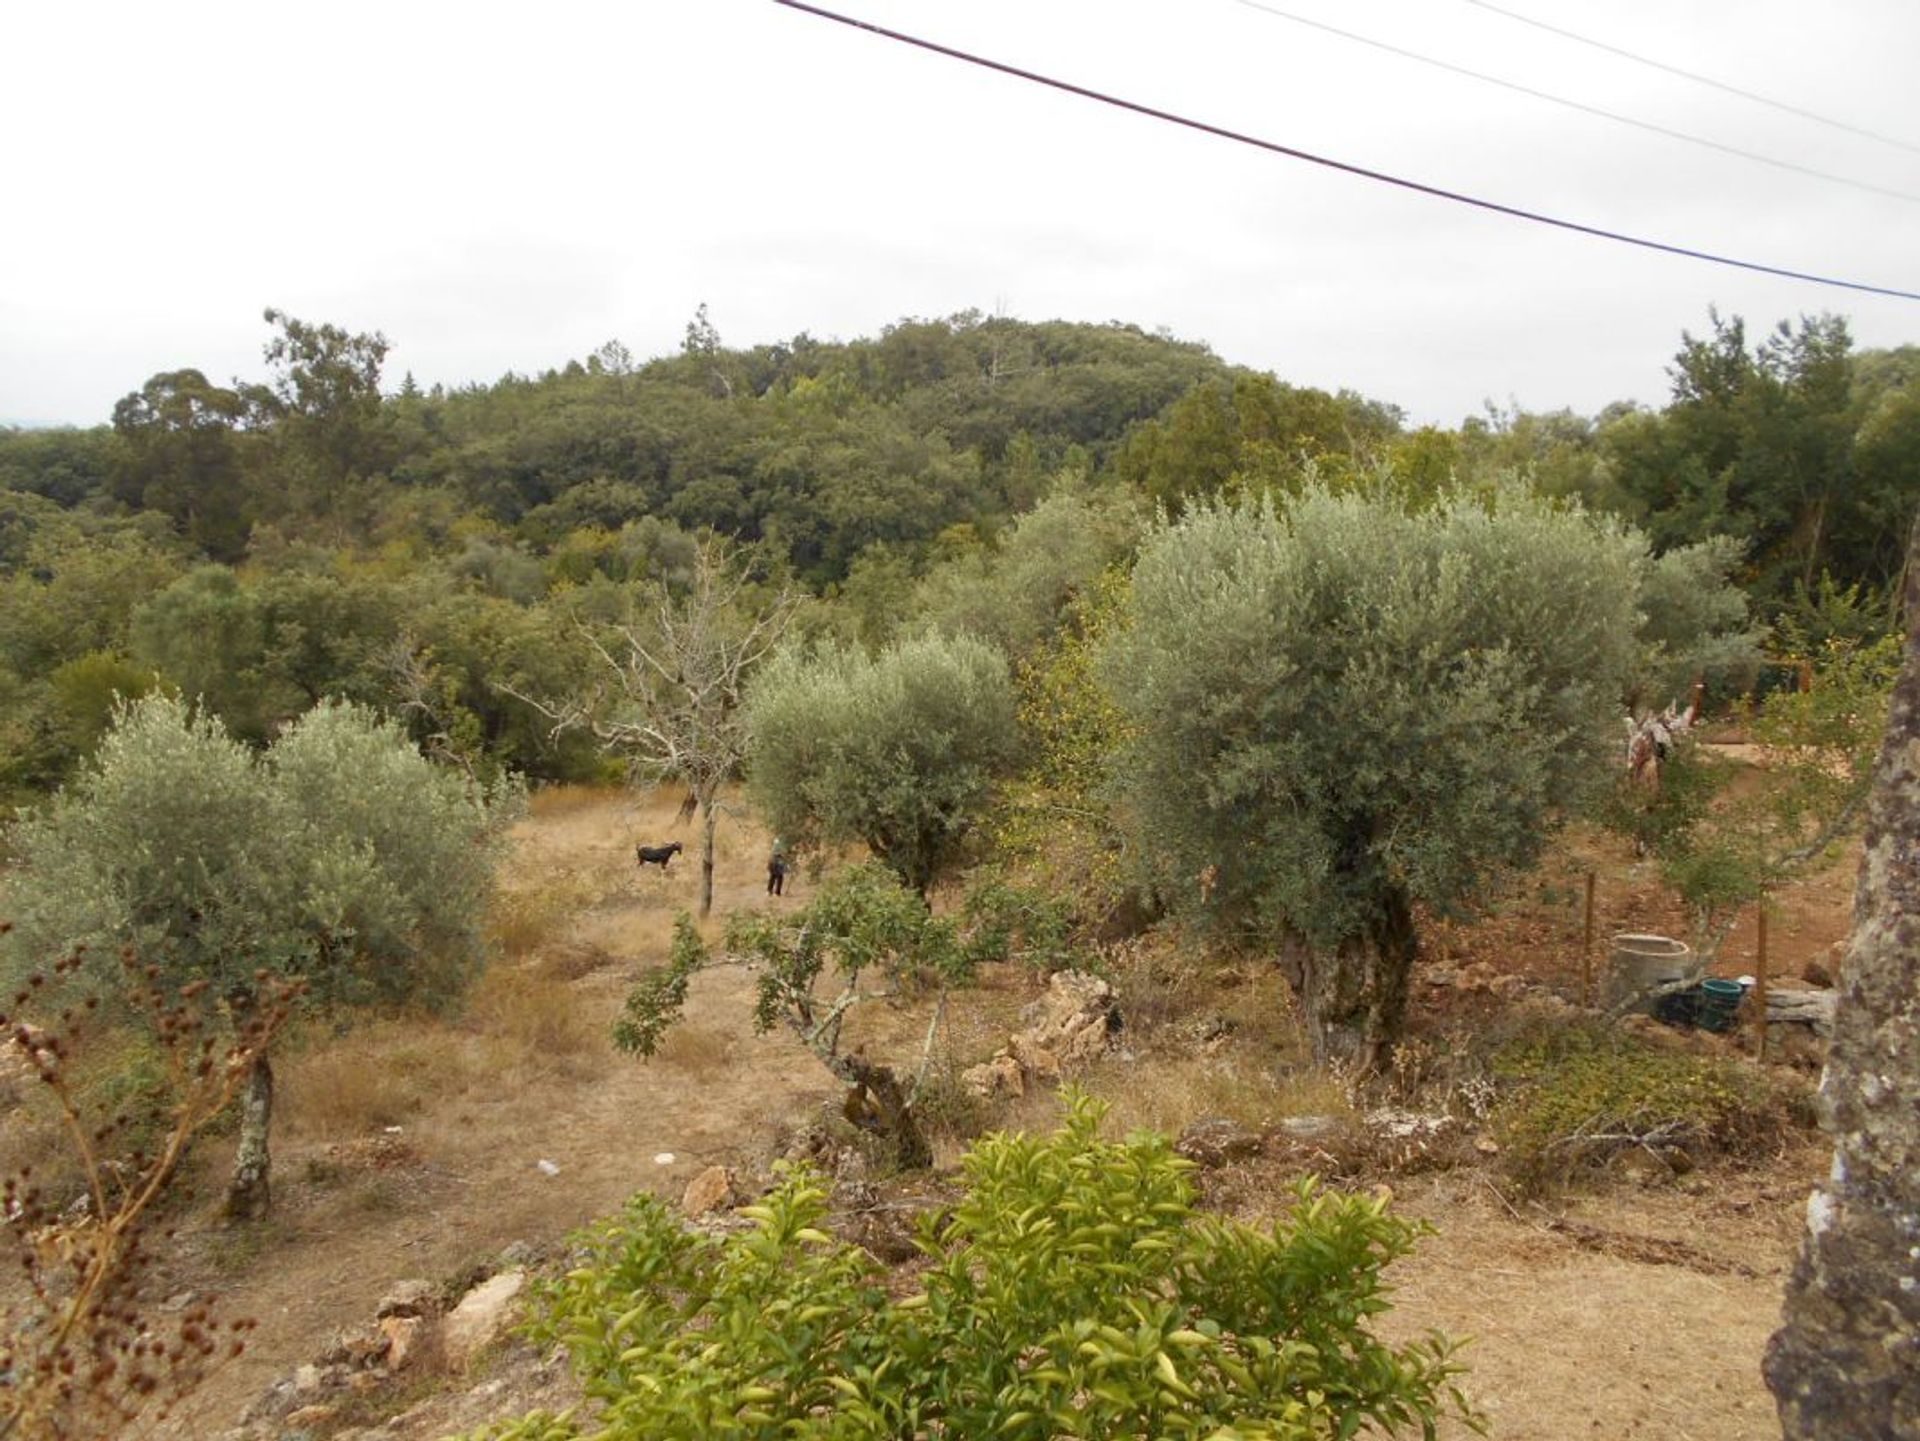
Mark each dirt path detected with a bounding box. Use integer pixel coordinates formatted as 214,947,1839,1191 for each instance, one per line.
152,788,867,1436
121,790,1836,1439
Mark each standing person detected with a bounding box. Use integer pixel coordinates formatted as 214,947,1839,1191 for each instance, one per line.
767,836,789,897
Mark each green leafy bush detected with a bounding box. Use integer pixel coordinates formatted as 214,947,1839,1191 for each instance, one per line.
616,865,966,1169
467,1096,1478,1441
960,875,1088,974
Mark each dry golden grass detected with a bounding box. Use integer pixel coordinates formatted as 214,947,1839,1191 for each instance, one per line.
463,963,611,1080
488,868,628,959
1087,1050,1354,1139
280,1021,456,1136
280,964,614,1142
649,1023,734,1077
526,783,616,819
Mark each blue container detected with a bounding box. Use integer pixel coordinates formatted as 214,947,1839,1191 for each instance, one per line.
1696,977,1746,1032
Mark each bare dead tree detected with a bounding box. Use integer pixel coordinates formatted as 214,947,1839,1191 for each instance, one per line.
382,634,482,784
1764,527,1920,1438
504,542,796,917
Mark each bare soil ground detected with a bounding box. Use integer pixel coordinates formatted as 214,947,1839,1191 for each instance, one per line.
10,783,1849,1439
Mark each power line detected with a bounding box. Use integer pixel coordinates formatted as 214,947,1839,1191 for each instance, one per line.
1225,0,1920,205
770,0,1920,303
1461,0,1920,158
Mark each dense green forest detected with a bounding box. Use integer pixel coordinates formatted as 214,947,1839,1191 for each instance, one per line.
2,305,1914,803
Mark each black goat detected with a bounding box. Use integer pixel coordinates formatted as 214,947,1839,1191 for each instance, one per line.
636,841,684,870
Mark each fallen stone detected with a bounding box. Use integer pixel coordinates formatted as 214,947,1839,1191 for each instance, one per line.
1175,1117,1265,1167
962,1052,1026,1099
1274,1115,1343,1141
681,1165,736,1216
287,1404,337,1428
442,1269,527,1372
376,1278,437,1320
379,1314,431,1373
1364,1108,1455,1142
292,1363,325,1395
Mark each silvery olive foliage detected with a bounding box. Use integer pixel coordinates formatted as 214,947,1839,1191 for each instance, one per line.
1101,486,1643,1060
745,634,1020,895
3,694,512,1011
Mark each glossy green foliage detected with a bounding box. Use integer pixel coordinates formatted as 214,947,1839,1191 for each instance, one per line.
465,1096,1478,1441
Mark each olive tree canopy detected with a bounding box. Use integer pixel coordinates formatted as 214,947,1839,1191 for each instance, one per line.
1101,486,1643,1066
745,634,1020,895
4,695,508,1217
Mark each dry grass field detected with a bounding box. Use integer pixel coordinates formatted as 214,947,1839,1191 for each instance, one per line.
0,780,1847,1439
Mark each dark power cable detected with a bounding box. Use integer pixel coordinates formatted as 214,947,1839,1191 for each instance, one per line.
770,0,1920,303
1462,0,1920,158
1228,0,1920,204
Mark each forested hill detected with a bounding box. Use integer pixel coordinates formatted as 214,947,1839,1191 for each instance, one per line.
0,312,1397,583
1,307,1916,799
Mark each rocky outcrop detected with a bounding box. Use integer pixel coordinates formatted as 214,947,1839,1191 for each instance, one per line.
963,971,1118,1098
442,1269,527,1373
681,1165,737,1217
232,1257,529,1436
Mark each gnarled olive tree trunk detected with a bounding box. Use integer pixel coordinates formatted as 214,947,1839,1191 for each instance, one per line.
1764,550,1920,1438
224,1053,274,1221
1279,888,1417,1073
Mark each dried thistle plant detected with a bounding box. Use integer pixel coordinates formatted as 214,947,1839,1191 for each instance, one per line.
0,926,301,1440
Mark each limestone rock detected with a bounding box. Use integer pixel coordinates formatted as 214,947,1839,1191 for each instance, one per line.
1274,1114,1343,1141
376,1277,438,1320
965,970,1118,1098
379,1314,431,1373
442,1269,526,1373
1005,1033,1062,1082
681,1165,736,1217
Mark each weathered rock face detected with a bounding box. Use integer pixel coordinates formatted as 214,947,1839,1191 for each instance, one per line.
963,971,1118,1098
443,1268,528,1374
375,1277,437,1320
681,1165,736,1216
1764,568,1920,1440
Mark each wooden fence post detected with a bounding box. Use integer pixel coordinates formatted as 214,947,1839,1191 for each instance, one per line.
1755,889,1771,1062
1581,870,1597,1008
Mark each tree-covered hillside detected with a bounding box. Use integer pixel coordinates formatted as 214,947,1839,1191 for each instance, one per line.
0,305,1913,804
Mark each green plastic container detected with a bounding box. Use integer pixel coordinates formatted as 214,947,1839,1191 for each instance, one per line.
1696,977,1746,1032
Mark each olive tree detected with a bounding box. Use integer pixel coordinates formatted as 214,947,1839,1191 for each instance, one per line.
3,696,508,1219
745,634,1020,895
1102,487,1642,1068
1764,534,1920,1439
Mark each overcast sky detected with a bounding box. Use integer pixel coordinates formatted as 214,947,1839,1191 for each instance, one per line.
3,0,1917,429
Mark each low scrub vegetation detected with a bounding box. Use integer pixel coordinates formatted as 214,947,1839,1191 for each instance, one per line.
465,1095,1478,1441
1487,1016,1808,1192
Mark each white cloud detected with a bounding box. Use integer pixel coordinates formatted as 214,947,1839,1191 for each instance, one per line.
3,0,1916,427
